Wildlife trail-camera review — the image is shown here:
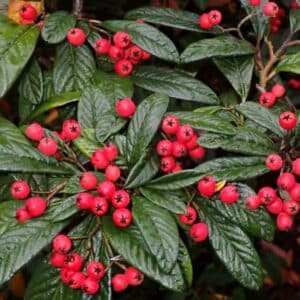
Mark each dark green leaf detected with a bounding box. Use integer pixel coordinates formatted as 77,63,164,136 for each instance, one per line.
18,95,36,124
101,20,179,62
43,70,55,101
290,9,300,33
275,52,300,75
180,35,254,63
42,11,76,44
73,129,101,158
87,30,102,47
177,242,193,288
132,66,219,104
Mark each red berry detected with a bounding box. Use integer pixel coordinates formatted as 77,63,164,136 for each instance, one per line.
266,197,283,214
258,187,276,205
113,31,131,48
156,139,173,156
16,207,31,222
91,197,109,216
142,50,151,60
172,141,187,158
82,277,100,295
105,165,121,182
20,19,35,25
263,2,279,17
38,137,58,156
219,185,240,204
108,45,124,61
292,158,300,176
197,176,216,197
259,92,276,107
112,208,132,228
50,252,66,268
289,183,300,202
176,125,194,143
114,59,133,76
190,222,209,242
111,190,131,209
249,0,261,6
128,45,143,61
185,134,198,150
171,163,182,173
291,0,300,9
112,274,128,292
19,4,37,20
80,172,98,190
125,267,144,286
115,98,136,118
91,149,110,169
86,261,105,280
97,181,116,198
283,200,299,216
271,83,285,98
178,206,197,225
208,10,222,26
64,253,83,271
52,234,72,253
198,13,213,30
189,146,205,160
277,172,296,191
67,28,86,46
265,154,283,171
279,111,298,130
76,193,94,210
60,268,74,284
94,38,110,54
276,212,293,231
25,197,46,217
26,123,44,141
62,119,81,140
10,180,31,200
246,195,261,210
161,115,180,135
69,272,86,289
103,143,119,161
160,156,176,173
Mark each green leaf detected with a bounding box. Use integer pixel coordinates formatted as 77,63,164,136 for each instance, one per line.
53,42,96,94
196,197,263,290
140,187,187,214
101,20,179,62
132,66,219,104
171,111,237,135
0,17,39,97
28,91,81,120
177,242,193,288
236,102,285,137
213,56,254,101
290,9,300,33
19,59,43,105
132,196,180,272
180,35,254,63
42,11,76,44
73,129,101,158
125,7,220,33
275,52,300,75
103,217,185,291
127,93,169,165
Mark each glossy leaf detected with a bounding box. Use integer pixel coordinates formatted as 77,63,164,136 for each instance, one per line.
290,7,300,33
178,241,193,288
73,130,101,158
132,66,219,104
275,52,300,75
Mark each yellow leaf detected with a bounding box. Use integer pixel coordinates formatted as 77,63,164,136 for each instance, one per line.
215,180,227,192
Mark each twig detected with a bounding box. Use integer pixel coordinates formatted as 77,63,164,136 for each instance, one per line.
46,181,67,206
72,0,84,18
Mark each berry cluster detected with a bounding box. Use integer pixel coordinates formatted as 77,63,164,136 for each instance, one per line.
198,9,222,30
259,83,286,107
269,7,285,33
19,3,37,25
158,115,205,173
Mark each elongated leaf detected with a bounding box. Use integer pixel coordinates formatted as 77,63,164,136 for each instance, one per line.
213,56,254,100
127,93,169,165
196,197,263,290
132,66,219,104
73,130,101,158
140,187,187,214
177,242,193,288
132,197,179,272
290,9,300,33
53,42,96,94
102,20,179,62
275,52,300,75
42,11,76,44
0,16,39,97
236,102,284,137
180,35,254,63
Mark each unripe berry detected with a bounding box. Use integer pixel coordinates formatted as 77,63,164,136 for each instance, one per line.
64,253,83,271
60,268,74,284
265,154,283,171
69,272,86,289
111,190,131,208
208,10,222,26
178,206,197,225
283,200,299,215
219,185,240,204
25,197,46,217
76,193,94,210
38,137,58,156
259,92,276,107
67,28,86,46
289,183,300,202
113,31,131,48
86,261,105,280
16,207,31,222
161,115,180,135
263,2,279,17
26,123,44,141
82,277,100,295
271,83,285,98
115,98,136,118
94,38,110,54
197,176,216,197
52,234,72,253
125,267,144,286
103,143,119,161
176,125,194,143
62,119,81,140
10,180,31,200
266,197,283,214
172,141,187,158
249,0,261,6
91,149,110,169
277,172,296,191
190,222,209,242
112,274,128,292
198,13,213,30
156,139,173,156
105,165,121,182
19,4,37,20
185,134,198,150
97,181,116,198
276,212,293,231
246,195,261,210
160,156,176,173
292,158,300,176
115,59,133,76
50,252,66,268
108,46,124,61
279,111,298,130
112,208,132,228
189,146,205,160
258,187,276,205
80,172,98,190
91,196,109,216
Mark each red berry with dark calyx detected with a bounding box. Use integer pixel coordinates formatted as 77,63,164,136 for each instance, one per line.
265,154,283,171
258,187,277,205
277,172,296,191
112,208,132,228
172,141,187,158
279,111,298,130
113,31,131,48
26,123,44,141
64,253,83,271
156,139,173,156
219,185,240,204
105,165,121,182
108,46,124,61
91,197,109,216
76,193,94,210
161,115,180,135
91,149,110,169
249,0,261,6
111,190,131,209
80,172,98,190
97,181,116,198
271,83,285,98
25,197,46,217
128,45,143,61
62,119,81,141
16,207,31,222
263,2,279,17
112,274,128,292
52,234,72,253
60,268,74,284
82,277,100,295
198,13,213,30
125,267,144,286
289,183,300,202
19,4,37,20
172,163,182,173
179,206,197,225
283,200,299,216
266,197,283,214
94,38,110,54
86,261,106,280
160,156,176,173
10,180,31,200
259,92,276,107
185,134,198,150
292,158,300,176
115,59,133,76
208,10,222,26
67,28,86,46
189,146,205,160
69,272,86,289
246,195,261,210
38,137,58,156
176,125,194,143
115,98,136,117
190,222,209,242
276,212,293,231
197,176,216,197
50,252,66,268
104,143,119,161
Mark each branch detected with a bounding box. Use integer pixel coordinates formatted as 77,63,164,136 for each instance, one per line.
73,0,84,17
